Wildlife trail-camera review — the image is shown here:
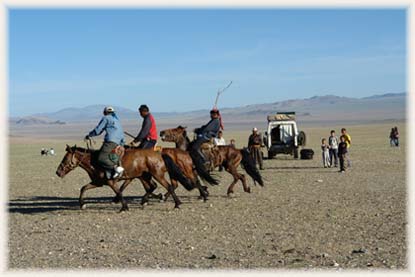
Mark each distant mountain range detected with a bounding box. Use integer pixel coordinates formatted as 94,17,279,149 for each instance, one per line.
10,92,406,126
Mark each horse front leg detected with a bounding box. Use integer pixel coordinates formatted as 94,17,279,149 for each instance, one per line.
79,183,100,210
107,180,128,212
112,179,133,204
154,175,182,209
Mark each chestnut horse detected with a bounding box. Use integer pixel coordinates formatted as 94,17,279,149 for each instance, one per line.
56,145,193,211
160,126,264,196
119,145,212,202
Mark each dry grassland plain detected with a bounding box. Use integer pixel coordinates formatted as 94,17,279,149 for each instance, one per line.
8,122,406,270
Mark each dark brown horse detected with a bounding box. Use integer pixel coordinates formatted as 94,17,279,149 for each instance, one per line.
56,145,192,211
160,126,264,196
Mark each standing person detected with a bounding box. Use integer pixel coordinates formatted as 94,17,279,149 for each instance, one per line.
248,127,264,170
337,136,348,172
85,106,125,179
191,109,221,166
328,130,339,167
132,104,158,149
389,127,395,147
321,138,331,168
340,128,351,167
393,126,400,147
214,130,226,171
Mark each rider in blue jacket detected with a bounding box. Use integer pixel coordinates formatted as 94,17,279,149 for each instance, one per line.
85,106,125,179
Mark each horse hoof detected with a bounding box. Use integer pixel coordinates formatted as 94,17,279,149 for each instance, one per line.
158,193,164,200
247,187,251,193
80,204,87,210
174,205,181,209
227,192,235,198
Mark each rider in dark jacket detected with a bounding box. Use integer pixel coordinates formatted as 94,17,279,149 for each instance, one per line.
191,109,221,163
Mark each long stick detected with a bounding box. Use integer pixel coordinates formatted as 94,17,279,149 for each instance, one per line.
214,81,232,108
124,131,136,139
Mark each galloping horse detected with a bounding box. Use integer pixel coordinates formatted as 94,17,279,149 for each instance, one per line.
119,145,214,202
56,145,193,211
160,126,264,196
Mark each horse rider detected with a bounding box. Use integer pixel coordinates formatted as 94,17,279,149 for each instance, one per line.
85,106,125,179
191,108,221,166
132,104,158,149
248,127,264,170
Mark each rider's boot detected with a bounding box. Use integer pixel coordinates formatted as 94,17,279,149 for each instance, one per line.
112,166,124,179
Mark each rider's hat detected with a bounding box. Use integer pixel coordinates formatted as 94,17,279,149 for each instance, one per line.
104,106,115,113
210,108,219,114
253,127,258,132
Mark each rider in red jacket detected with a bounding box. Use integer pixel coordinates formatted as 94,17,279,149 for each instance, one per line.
133,104,158,149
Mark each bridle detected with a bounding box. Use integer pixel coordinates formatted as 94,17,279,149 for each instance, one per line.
60,148,89,173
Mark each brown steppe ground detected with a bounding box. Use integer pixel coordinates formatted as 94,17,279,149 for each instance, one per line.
7,123,406,270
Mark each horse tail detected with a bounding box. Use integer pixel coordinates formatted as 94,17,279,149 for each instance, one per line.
189,151,219,186
240,148,264,186
162,154,194,191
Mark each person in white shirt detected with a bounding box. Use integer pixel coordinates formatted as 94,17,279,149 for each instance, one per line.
213,130,226,171
214,130,226,146
49,148,56,156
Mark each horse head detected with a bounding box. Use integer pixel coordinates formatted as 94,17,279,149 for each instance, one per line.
56,144,81,178
159,125,187,143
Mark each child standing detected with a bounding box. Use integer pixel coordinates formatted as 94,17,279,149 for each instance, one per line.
321,138,331,168
328,130,339,167
338,136,348,172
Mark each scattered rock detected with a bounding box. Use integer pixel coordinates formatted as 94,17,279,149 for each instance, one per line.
351,248,366,254
283,248,295,254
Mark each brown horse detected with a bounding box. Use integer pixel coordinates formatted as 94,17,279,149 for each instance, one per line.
160,126,264,196
119,145,212,202
56,145,191,211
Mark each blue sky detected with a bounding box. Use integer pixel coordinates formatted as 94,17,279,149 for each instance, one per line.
9,9,406,117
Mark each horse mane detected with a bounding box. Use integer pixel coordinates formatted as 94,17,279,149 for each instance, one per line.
70,146,96,153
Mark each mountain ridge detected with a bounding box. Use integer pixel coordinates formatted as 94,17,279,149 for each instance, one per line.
10,92,406,125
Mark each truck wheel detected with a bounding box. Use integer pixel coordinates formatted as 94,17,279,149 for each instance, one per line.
268,151,275,159
294,148,299,159
298,131,306,146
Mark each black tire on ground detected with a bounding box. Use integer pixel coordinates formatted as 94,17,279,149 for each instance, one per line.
294,148,299,159
300,149,314,160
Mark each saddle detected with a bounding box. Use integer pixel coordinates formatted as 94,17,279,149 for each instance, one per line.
154,145,163,152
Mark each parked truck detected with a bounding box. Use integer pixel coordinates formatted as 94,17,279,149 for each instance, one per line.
263,112,306,159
